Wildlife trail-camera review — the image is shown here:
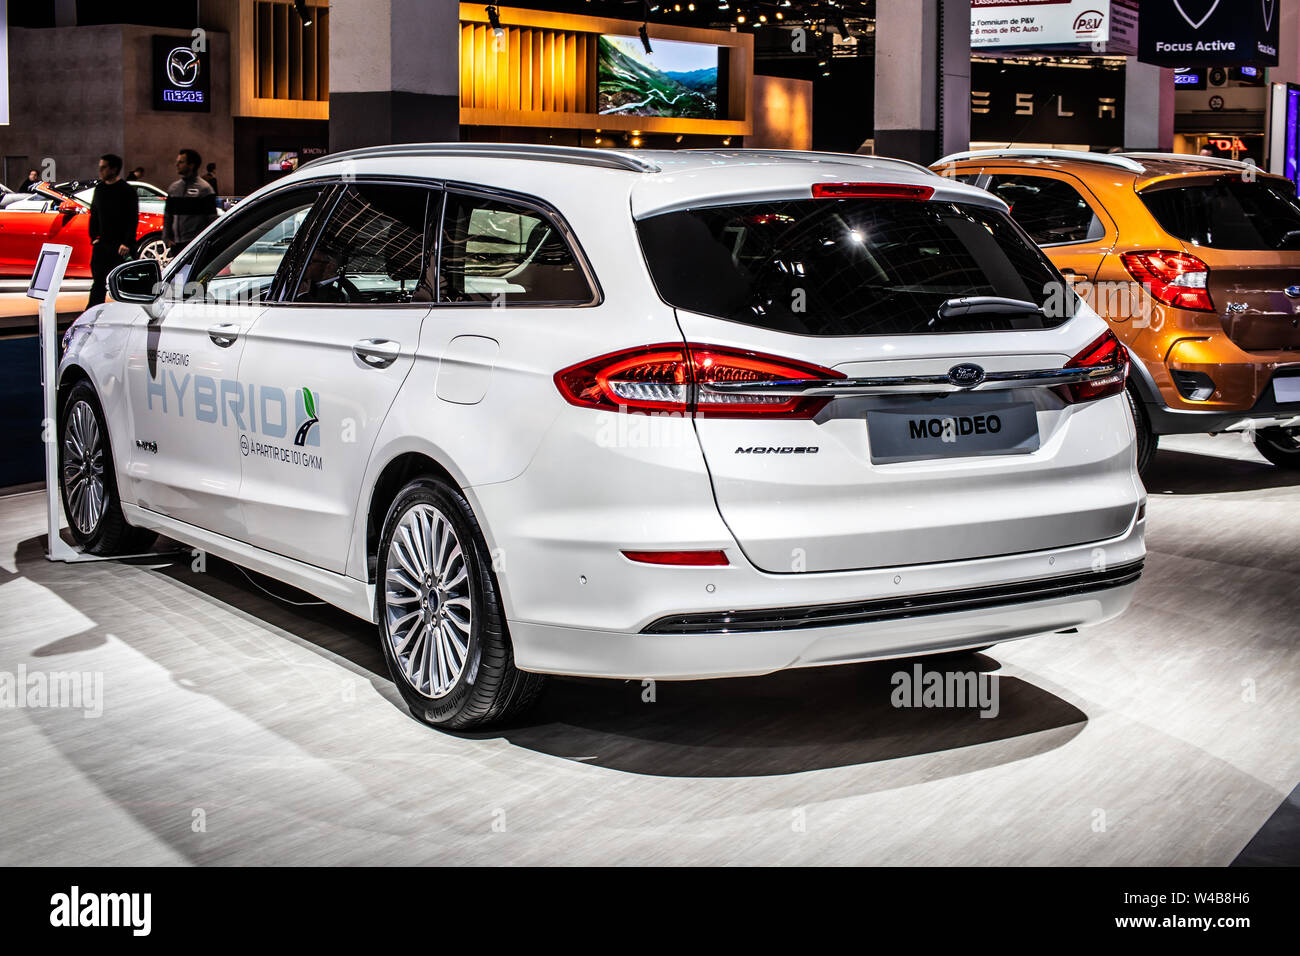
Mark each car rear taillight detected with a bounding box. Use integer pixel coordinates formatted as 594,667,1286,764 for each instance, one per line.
555,344,844,419
811,182,936,201
1120,251,1213,312
1061,330,1129,404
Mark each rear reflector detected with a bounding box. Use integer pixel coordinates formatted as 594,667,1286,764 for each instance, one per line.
1119,251,1213,312
811,182,936,201
555,344,844,419
622,550,730,566
1061,329,1129,404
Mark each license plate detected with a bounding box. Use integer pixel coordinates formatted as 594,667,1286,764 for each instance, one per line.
868,403,1040,464
1274,377,1300,404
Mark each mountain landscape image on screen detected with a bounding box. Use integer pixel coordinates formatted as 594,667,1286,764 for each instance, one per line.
597,35,719,119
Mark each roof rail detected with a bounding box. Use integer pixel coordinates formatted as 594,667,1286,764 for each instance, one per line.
933,148,1146,173
675,147,940,178
1120,151,1255,171
299,142,661,174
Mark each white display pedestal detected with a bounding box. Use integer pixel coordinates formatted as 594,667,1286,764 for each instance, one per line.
26,244,98,563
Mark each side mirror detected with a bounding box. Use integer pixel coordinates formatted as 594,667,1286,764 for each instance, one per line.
107,258,162,303
58,200,84,214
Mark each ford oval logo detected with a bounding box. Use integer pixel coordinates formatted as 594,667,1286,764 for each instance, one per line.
948,363,986,388
1285,285,1300,299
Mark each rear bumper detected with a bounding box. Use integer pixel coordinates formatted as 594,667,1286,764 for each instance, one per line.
511,576,1139,680
1129,352,1300,434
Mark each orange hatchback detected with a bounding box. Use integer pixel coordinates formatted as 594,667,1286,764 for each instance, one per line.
933,149,1300,473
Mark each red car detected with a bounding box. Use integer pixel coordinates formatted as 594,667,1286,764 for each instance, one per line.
0,181,165,278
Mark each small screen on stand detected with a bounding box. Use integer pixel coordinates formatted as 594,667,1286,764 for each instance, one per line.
28,250,61,298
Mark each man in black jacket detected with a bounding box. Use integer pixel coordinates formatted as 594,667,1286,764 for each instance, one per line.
87,153,139,307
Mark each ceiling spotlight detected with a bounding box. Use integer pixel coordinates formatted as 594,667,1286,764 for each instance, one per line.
486,5,503,38
639,22,653,54
293,0,313,26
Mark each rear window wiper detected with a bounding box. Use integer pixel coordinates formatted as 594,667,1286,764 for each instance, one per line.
937,296,1043,318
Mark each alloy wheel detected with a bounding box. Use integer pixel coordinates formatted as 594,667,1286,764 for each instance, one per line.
384,503,473,699
62,400,106,535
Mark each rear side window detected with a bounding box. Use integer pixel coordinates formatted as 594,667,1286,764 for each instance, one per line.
439,193,594,305
636,199,1068,336
1140,178,1300,250
293,184,434,304
985,175,1104,245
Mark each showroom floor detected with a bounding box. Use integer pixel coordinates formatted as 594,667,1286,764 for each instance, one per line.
1,433,1296,866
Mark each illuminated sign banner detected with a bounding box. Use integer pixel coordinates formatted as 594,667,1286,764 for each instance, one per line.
972,0,1112,50
1138,0,1280,67
152,35,210,112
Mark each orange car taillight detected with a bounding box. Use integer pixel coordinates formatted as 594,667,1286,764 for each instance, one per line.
555,344,844,419
1062,330,1129,404
1119,251,1213,312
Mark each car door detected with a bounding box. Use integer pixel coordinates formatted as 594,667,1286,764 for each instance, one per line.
235,180,436,573
122,182,332,538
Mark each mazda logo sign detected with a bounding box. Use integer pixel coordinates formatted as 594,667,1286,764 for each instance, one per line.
166,47,200,87
947,363,986,388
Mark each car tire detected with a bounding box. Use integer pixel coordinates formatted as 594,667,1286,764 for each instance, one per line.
1253,426,1300,469
1125,386,1158,476
58,381,156,556
375,477,545,730
135,232,168,264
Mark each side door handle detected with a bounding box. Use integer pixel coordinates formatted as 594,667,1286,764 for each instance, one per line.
207,323,240,347
353,338,401,369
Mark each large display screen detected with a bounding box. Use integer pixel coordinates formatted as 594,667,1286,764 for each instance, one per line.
597,35,719,120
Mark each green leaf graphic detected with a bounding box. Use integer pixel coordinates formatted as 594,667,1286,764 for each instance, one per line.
302,387,316,419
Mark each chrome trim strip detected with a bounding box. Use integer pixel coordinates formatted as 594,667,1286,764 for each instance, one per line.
641,561,1145,635
703,362,1125,397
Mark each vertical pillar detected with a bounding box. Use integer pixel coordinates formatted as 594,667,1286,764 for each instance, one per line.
1124,59,1175,152
874,0,970,164
329,0,461,152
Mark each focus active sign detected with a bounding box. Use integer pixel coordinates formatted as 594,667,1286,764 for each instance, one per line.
152,34,210,112
1138,0,1280,67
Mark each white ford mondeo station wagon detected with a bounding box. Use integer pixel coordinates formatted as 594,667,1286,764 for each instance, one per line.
58,144,1145,728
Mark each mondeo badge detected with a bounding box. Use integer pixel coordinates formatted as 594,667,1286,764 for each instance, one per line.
947,363,986,388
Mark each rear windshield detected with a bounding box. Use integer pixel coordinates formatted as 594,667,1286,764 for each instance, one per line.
1140,178,1300,251
635,199,1070,336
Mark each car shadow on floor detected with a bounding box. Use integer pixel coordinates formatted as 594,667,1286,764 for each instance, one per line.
18,534,1089,779
466,663,1086,777
1143,448,1300,495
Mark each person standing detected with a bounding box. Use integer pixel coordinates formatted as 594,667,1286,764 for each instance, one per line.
22,170,41,192
87,153,139,308
163,148,218,256
201,162,219,194
128,166,146,182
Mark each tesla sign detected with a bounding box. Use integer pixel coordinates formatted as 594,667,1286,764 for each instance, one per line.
152,35,210,112
1138,0,1280,66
